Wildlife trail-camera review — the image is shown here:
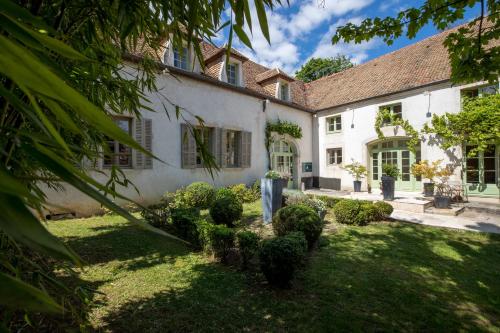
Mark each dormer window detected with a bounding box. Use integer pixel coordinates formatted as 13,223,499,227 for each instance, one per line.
280,83,290,101
226,62,239,85
173,46,189,70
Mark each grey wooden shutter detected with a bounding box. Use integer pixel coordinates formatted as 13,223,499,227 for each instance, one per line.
144,119,153,169
212,128,222,167
240,131,252,168
181,123,197,169
219,129,227,168
135,118,144,169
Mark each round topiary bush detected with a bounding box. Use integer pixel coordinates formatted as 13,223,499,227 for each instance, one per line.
182,182,215,209
373,201,394,219
334,199,368,225
237,231,260,269
210,194,243,227
170,208,201,245
259,232,307,288
272,204,323,249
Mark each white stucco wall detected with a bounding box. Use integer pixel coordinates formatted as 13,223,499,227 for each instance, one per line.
44,69,313,216
315,81,487,192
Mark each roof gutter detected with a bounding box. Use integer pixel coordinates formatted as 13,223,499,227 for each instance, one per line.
313,79,451,113
123,53,314,113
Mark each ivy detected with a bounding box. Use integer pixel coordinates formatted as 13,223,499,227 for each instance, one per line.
265,119,303,170
422,94,500,157
374,108,420,153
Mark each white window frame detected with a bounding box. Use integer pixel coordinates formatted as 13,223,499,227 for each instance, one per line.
326,115,342,133
103,117,133,168
327,148,342,166
276,80,291,101
173,46,189,70
225,130,241,167
226,62,239,85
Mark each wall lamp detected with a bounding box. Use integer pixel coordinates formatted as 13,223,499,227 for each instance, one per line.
423,91,432,117
262,99,270,112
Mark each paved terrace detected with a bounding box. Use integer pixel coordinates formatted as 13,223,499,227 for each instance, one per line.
305,188,500,234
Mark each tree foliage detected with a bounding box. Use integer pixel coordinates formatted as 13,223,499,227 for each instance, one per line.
423,94,500,156
295,55,353,82
332,0,500,84
0,0,280,327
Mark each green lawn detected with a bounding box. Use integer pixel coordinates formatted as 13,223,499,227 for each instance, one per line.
48,202,500,332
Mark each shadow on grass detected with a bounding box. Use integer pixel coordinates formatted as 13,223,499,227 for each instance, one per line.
96,222,500,332
62,223,191,271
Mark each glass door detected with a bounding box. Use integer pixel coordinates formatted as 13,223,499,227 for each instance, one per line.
271,140,295,189
465,144,499,197
370,140,421,192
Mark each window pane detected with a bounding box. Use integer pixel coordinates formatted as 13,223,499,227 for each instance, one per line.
484,171,496,184
335,116,341,131
392,104,402,119
372,152,378,180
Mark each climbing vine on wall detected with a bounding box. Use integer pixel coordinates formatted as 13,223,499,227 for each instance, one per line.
265,119,303,169
374,108,420,153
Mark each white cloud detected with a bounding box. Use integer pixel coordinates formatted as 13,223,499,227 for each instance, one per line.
309,17,380,65
230,0,374,75
287,0,373,38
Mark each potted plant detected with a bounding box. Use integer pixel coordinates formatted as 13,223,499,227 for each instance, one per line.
261,170,284,223
343,160,367,192
411,160,442,196
381,164,399,201
433,165,454,209
279,171,292,189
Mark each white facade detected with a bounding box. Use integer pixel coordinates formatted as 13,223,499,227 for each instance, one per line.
44,69,314,216
314,81,498,196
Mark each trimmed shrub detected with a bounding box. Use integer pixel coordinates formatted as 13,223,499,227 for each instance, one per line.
334,199,364,225
181,182,215,209
237,231,260,268
272,204,323,249
227,184,260,203
141,202,170,228
374,201,394,219
359,202,380,223
210,194,243,227
215,187,235,200
259,232,307,288
171,208,201,245
285,193,327,219
208,224,235,263
309,195,343,208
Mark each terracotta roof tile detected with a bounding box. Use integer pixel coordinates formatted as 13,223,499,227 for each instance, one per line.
305,20,498,110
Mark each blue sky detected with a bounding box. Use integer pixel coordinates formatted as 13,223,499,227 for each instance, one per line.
216,0,481,75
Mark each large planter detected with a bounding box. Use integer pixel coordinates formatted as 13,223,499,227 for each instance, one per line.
261,178,283,224
423,182,435,197
434,195,451,209
381,176,395,201
353,180,362,192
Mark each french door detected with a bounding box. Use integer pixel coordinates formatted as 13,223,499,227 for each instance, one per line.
370,140,421,191
465,144,500,197
271,140,295,189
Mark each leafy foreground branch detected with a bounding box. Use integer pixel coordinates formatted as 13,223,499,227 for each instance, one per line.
0,0,280,330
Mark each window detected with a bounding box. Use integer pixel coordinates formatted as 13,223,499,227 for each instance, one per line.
326,115,342,133
195,127,213,167
380,103,402,125
104,118,132,168
173,46,189,70
225,130,241,167
327,148,342,165
279,82,289,101
462,85,498,99
226,63,239,85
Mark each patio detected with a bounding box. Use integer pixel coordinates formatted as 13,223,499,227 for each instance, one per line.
305,188,500,234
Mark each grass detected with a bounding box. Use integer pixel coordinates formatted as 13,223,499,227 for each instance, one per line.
48,202,500,332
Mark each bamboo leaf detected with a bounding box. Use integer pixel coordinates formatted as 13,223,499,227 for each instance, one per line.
0,193,80,264
233,24,253,49
254,0,270,43
0,272,62,313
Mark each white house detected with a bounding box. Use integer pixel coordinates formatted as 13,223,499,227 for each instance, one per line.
44,25,499,216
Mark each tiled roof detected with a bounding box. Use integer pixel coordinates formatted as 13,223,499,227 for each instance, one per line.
126,21,497,113
305,20,498,110
255,68,295,83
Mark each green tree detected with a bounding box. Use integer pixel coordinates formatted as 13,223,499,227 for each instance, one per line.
295,55,353,82
0,0,279,327
332,0,499,84
423,94,500,156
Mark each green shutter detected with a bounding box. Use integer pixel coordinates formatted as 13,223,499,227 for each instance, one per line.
240,131,251,168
